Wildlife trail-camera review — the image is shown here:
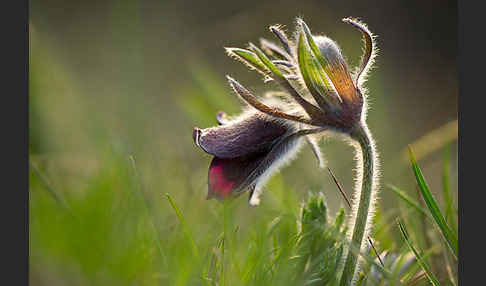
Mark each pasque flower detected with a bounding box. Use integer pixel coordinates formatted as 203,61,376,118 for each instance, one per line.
193,17,378,285
193,94,322,206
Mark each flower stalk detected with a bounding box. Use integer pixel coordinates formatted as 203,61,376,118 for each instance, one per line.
340,123,378,285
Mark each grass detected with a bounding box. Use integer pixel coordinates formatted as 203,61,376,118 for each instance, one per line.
408,146,458,259
29,29,458,285
29,139,458,285
397,219,440,286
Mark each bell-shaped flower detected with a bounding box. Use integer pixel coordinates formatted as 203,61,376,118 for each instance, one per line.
193,94,324,206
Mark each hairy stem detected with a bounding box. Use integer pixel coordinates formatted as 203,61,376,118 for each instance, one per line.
339,123,378,286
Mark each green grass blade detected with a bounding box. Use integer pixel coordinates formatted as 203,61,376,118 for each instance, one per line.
441,240,458,286
397,219,440,286
30,159,74,216
408,146,458,259
128,156,165,263
442,145,457,235
337,231,393,281
166,193,200,259
388,184,429,218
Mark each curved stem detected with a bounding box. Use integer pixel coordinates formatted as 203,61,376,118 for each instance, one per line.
339,123,378,286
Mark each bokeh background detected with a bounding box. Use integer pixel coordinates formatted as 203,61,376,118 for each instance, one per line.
29,0,458,285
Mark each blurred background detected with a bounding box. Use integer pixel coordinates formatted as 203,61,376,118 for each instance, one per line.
29,0,457,285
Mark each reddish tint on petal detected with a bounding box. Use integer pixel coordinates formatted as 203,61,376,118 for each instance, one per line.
207,160,235,199
207,152,266,201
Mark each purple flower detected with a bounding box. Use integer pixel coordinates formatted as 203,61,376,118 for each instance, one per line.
193,18,376,206
193,96,322,205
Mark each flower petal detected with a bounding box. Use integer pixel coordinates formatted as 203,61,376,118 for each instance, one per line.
299,19,360,106
207,127,324,203
195,111,290,159
342,17,376,87
297,30,339,110
207,152,267,201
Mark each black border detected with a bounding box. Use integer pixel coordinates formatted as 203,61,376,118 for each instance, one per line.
458,1,480,285
1,0,29,284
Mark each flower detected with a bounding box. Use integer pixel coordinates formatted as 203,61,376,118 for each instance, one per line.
193,95,321,206
193,17,376,206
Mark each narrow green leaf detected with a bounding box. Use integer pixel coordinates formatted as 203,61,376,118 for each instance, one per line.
248,42,284,78
441,239,458,286
388,184,429,218
400,244,441,284
246,42,324,118
128,156,165,262
225,47,269,76
338,231,393,281
30,159,74,216
442,145,457,234
397,219,440,286
166,193,200,259
408,146,458,259
260,38,291,61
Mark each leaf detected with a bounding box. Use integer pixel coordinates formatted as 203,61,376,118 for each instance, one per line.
248,42,284,78
225,47,269,78
397,219,440,286
388,184,429,218
259,38,291,61
166,193,200,259
442,145,457,234
245,43,324,119
408,146,458,259
30,159,74,216
128,156,165,262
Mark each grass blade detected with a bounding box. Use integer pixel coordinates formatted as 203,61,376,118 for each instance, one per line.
341,232,393,282
388,184,429,218
442,145,457,234
441,239,457,286
128,156,165,263
30,159,74,216
166,193,200,259
408,146,458,259
397,219,440,286
405,271,426,286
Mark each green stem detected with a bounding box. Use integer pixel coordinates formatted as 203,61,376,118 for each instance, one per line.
339,123,377,286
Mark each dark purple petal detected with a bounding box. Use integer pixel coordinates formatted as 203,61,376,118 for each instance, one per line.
207,152,266,201
196,112,289,159
206,128,312,203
